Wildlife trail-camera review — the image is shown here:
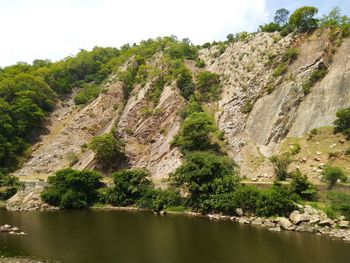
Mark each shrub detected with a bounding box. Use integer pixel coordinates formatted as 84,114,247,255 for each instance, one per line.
282,48,299,63
172,112,217,152
259,22,281,32
178,96,203,119
273,63,287,77
0,174,22,200
41,168,103,209
74,84,101,105
108,169,154,207
334,107,350,140
196,71,221,102
67,152,79,166
88,133,125,169
280,24,295,37
241,100,253,114
289,6,319,32
290,169,317,201
151,189,184,212
256,183,296,217
327,191,350,220
232,185,260,213
171,151,239,213
322,165,347,188
270,154,291,180
174,65,195,99
289,143,301,155
302,68,328,95
195,59,206,68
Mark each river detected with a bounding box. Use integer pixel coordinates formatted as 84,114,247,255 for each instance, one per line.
0,209,349,263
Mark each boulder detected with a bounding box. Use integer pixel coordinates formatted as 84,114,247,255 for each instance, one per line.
277,217,295,230
289,211,310,225
263,219,275,228
319,219,334,227
235,208,243,216
338,221,349,229
252,217,264,226
269,226,281,232
238,217,250,224
295,222,314,233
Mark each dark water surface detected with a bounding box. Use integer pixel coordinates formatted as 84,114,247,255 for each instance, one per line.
0,209,350,263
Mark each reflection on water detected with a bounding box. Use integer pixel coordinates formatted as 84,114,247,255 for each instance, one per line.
0,210,349,263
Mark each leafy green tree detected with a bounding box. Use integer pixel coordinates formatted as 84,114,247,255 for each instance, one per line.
290,169,317,201
88,133,125,169
270,154,292,180
171,151,239,212
0,173,22,200
179,96,203,119
274,8,290,26
289,6,319,32
108,169,154,206
41,168,103,209
259,22,281,32
334,107,350,139
322,165,347,189
196,71,221,101
172,112,216,152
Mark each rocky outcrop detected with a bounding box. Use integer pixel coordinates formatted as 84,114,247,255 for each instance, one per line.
6,189,57,212
14,78,124,178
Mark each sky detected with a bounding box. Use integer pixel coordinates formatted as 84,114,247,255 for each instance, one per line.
0,0,349,67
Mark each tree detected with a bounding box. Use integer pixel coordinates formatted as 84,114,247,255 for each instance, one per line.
322,166,347,189
334,107,350,140
108,169,154,206
172,112,216,152
88,133,125,169
274,8,290,26
289,6,319,32
171,151,239,212
270,154,291,180
41,168,103,209
196,71,221,101
290,169,317,201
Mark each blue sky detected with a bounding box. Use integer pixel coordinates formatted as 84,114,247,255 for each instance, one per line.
0,0,349,67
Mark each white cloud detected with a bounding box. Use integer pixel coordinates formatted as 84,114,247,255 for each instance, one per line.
0,0,268,67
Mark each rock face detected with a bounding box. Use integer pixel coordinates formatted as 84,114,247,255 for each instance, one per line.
6,189,57,212
14,78,124,177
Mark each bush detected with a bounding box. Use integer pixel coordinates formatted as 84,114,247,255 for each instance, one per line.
171,151,239,213
290,169,317,201
259,22,281,32
172,112,216,152
256,183,296,217
270,154,291,180
334,107,350,140
74,84,101,105
41,168,103,209
195,59,206,68
327,191,350,220
151,189,184,212
232,185,260,213
322,165,347,188
282,48,299,63
0,174,22,200
88,133,125,169
178,96,203,119
173,65,195,99
241,100,253,114
289,6,319,32
273,63,287,77
196,71,221,102
108,169,154,207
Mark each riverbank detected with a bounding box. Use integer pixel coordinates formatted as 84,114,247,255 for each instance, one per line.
92,204,350,242
0,256,49,263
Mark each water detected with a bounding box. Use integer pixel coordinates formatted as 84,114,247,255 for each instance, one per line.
0,209,349,263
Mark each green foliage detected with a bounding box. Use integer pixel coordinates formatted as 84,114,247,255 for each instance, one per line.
171,151,239,213
289,143,301,155
165,38,198,60
273,63,287,77
241,100,253,114
172,112,216,153
290,169,317,201
67,152,79,166
195,59,206,68
334,107,350,140
178,96,203,119
0,173,22,200
196,71,221,102
322,165,347,188
270,154,291,180
151,189,184,212
74,84,102,105
327,191,350,220
274,8,290,26
289,6,319,32
232,185,260,213
255,183,296,217
259,22,281,32
174,65,195,99
41,168,102,209
107,169,154,207
302,68,328,94
88,133,125,169
319,7,350,38
282,48,299,63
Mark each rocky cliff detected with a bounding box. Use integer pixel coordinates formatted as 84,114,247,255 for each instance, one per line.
14,30,350,185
